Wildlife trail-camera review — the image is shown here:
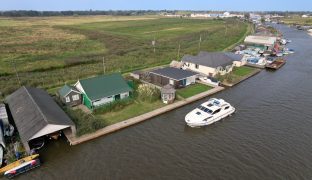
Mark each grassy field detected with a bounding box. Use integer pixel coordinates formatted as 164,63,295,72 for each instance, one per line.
282,16,312,26
177,83,213,99
0,16,251,99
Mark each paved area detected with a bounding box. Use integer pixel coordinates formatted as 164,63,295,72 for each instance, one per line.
64,86,225,145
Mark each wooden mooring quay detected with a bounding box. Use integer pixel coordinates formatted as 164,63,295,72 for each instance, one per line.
64,86,225,145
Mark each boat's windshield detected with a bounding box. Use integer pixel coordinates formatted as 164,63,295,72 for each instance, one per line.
197,105,213,114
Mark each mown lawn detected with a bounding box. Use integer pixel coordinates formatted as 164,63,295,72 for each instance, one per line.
97,100,165,125
232,66,255,76
177,83,213,99
219,66,258,85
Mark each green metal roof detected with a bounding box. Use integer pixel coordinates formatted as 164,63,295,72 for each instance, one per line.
58,84,73,97
79,73,132,101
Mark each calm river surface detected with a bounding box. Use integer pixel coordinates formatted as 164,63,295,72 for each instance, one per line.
21,24,312,180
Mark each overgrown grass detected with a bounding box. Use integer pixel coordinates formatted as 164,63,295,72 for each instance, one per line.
177,83,213,99
282,16,312,26
0,16,250,97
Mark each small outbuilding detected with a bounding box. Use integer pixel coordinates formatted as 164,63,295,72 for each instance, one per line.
57,85,82,107
149,67,198,88
161,85,176,104
6,86,76,153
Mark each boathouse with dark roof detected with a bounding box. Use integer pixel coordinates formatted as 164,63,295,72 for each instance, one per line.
6,86,76,153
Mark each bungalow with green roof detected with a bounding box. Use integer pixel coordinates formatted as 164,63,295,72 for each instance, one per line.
57,85,82,107
74,73,133,110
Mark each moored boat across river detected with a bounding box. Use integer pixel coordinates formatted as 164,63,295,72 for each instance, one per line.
266,58,286,70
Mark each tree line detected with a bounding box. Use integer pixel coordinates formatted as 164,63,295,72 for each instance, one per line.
0,10,164,17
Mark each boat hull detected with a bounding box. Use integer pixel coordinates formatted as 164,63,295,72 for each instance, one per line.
265,59,286,70
4,159,40,179
0,154,39,175
186,107,235,128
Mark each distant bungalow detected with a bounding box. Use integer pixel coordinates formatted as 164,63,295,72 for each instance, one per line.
244,35,277,51
181,51,245,77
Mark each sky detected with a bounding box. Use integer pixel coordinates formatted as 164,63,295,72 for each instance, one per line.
1,0,312,11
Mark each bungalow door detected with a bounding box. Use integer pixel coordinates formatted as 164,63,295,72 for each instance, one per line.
180,79,186,87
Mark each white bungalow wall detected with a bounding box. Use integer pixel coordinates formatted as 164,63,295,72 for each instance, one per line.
183,62,217,76
92,91,130,107
186,76,196,86
93,96,114,107
120,92,129,99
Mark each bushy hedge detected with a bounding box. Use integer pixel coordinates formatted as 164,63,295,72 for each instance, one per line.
65,108,107,136
137,84,160,102
93,98,134,115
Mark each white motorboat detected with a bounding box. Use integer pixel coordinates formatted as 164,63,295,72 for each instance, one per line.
185,98,235,127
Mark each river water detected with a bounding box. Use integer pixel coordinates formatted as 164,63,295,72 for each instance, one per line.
20,24,312,180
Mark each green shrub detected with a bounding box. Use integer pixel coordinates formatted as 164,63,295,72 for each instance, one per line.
64,107,107,136
137,84,160,102
93,98,134,115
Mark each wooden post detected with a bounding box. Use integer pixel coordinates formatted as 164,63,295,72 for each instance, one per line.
12,59,21,86
177,43,181,60
198,34,202,51
103,57,106,74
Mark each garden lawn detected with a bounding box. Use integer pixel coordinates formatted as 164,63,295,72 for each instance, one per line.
177,84,213,99
97,100,165,125
232,66,255,76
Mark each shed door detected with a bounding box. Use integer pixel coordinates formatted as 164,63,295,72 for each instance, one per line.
83,94,92,109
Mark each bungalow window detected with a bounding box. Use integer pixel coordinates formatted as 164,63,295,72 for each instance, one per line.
169,79,174,85
195,64,199,69
72,94,80,101
65,96,70,103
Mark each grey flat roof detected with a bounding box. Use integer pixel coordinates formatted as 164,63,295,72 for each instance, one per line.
150,67,198,80
6,86,75,144
181,51,243,68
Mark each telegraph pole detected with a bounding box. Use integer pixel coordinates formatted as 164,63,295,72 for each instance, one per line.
177,43,181,60
198,34,202,51
102,57,106,74
12,59,21,86
152,35,156,53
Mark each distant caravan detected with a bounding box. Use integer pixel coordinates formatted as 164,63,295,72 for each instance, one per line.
185,98,235,127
